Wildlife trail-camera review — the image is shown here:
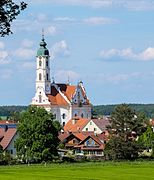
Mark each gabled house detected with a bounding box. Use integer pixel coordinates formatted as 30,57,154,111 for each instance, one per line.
74,134,105,156
64,117,110,135
64,117,89,132
0,121,18,157
82,118,110,134
59,132,87,149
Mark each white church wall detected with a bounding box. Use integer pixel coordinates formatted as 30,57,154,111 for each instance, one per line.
72,105,91,119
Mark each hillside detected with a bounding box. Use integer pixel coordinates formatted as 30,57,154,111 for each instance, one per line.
93,104,154,118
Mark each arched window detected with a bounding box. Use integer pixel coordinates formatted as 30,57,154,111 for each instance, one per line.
39,95,42,103
62,113,66,119
39,60,42,67
46,73,49,81
39,73,42,81
46,60,48,67
62,122,65,127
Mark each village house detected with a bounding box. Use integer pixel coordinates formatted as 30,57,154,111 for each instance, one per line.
59,117,110,156
0,121,18,157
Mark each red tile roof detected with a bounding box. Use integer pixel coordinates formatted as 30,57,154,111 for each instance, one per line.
0,120,16,125
47,85,69,105
47,83,91,106
92,118,110,132
0,128,17,150
64,118,89,132
75,134,105,150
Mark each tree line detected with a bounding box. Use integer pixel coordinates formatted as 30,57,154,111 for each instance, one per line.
93,104,154,118
1,104,154,118
0,106,27,117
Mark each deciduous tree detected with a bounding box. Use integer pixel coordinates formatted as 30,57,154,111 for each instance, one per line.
0,0,27,36
15,106,61,163
138,126,154,157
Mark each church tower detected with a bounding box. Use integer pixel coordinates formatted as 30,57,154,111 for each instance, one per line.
31,33,51,106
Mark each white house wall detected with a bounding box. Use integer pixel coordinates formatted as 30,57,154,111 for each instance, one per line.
6,133,18,157
82,120,102,134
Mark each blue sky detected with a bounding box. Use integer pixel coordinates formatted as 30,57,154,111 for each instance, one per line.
1,0,154,105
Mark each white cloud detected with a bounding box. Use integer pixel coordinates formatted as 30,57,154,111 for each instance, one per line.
55,70,80,83
22,62,35,69
25,0,154,11
37,13,48,22
0,69,13,79
124,1,154,11
25,0,114,8
83,17,118,25
14,48,35,60
21,39,34,48
45,26,57,36
13,17,57,36
54,17,75,22
50,40,70,59
95,72,142,84
0,50,10,64
0,42,5,49
100,47,154,61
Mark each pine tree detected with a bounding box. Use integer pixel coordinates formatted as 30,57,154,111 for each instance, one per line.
105,104,147,160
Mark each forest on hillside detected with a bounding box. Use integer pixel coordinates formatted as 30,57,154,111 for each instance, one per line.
93,104,154,118
0,106,27,117
1,104,154,118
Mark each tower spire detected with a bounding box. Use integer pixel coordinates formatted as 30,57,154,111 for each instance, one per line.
42,28,44,41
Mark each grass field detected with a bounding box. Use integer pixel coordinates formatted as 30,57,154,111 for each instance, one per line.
0,161,154,180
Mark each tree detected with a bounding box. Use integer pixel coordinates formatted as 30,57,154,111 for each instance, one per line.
105,104,147,160
138,126,154,157
15,106,61,163
0,0,27,37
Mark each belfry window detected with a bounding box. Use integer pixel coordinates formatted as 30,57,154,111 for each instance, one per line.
39,73,42,81
46,60,48,67
47,73,49,81
39,60,42,67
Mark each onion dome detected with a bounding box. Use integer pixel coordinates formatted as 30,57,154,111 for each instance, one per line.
37,37,49,56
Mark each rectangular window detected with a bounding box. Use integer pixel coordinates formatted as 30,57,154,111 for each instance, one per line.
94,128,97,131
10,149,13,154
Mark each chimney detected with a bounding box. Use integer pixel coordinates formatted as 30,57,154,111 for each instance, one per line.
72,119,76,125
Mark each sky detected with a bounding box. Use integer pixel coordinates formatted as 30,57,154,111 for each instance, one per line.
1,0,154,105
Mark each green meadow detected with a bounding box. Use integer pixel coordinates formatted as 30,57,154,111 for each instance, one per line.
0,162,154,180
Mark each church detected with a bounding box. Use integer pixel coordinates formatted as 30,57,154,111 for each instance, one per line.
31,36,92,125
